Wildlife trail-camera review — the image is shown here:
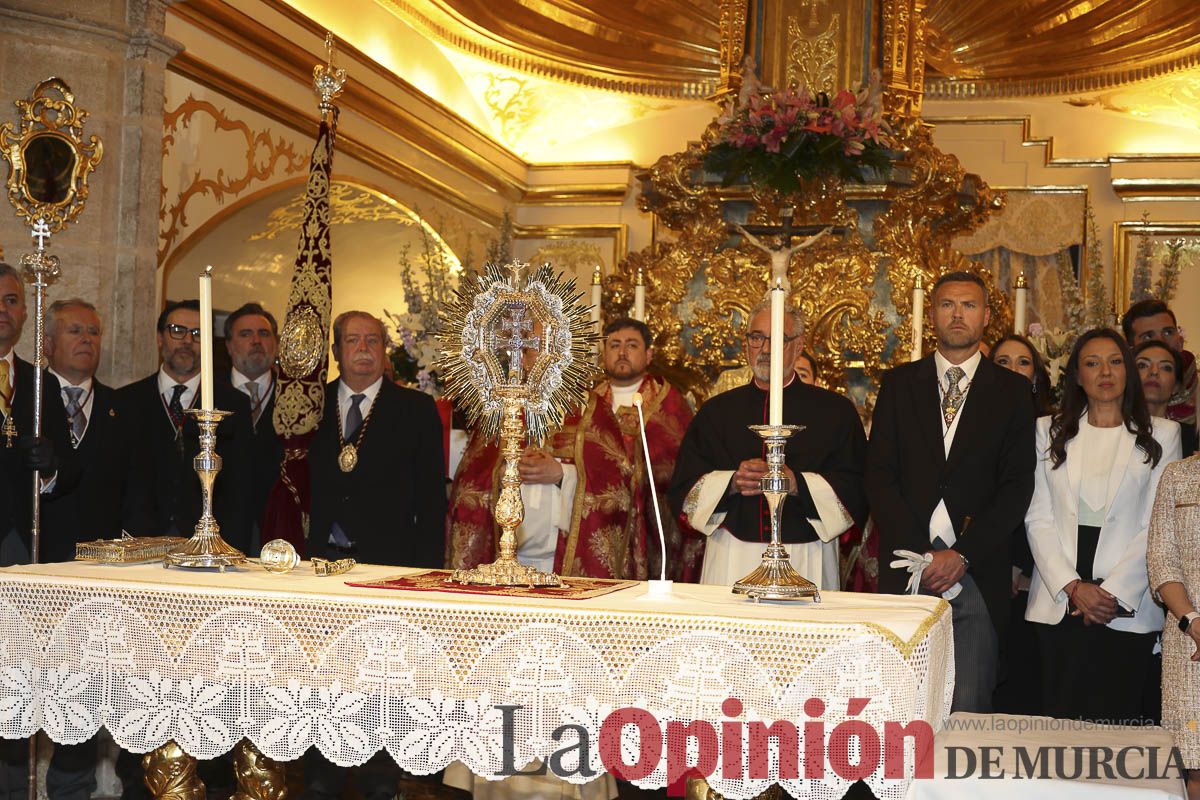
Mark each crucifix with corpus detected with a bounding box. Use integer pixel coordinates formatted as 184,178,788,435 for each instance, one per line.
732,208,846,289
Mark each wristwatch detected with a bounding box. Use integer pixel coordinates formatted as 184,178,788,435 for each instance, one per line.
1179,611,1200,633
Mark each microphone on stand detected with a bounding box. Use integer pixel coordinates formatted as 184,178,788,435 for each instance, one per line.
633,392,672,596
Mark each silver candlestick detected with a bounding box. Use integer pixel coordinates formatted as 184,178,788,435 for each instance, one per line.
732,424,821,602
164,409,247,570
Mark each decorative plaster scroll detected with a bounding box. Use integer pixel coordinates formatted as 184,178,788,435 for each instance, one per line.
159,95,307,263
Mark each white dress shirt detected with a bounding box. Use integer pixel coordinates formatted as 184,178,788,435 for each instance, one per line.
929,349,983,548
156,368,200,425
609,379,641,412
337,377,382,434
48,368,94,445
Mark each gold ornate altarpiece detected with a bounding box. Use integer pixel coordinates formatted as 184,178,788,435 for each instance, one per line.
606,0,1010,402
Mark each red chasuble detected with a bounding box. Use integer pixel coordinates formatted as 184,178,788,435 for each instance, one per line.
595,376,705,582
446,392,647,579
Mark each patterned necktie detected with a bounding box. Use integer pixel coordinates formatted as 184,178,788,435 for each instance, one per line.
941,365,966,427
167,384,187,433
0,361,11,419
344,394,366,441
64,386,86,446
245,380,262,425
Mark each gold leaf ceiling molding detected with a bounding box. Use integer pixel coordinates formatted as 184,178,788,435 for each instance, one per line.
374,0,720,98
366,0,1200,99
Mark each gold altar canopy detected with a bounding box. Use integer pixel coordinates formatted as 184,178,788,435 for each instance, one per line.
601,0,1007,400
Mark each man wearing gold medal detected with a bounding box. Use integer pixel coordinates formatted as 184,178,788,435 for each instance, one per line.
307,310,446,569
305,310,447,800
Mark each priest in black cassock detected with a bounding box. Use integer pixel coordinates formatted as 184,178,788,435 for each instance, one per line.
669,300,867,589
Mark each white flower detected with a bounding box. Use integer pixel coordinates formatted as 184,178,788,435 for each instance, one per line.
394,691,504,773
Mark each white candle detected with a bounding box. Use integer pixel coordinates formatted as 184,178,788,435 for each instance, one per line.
910,275,924,363
633,267,646,322
590,265,602,327
199,265,215,411
769,279,785,427
1014,272,1028,335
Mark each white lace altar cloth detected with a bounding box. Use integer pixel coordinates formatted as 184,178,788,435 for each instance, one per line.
0,562,953,800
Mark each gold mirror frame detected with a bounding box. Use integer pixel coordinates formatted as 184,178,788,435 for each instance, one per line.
0,77,103,233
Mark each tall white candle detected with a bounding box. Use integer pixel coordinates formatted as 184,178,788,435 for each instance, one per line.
590,264,602,327
910,274,924,363
1014,272,1028,335
634,267,646,321
769,279,785,427
199,265,214,411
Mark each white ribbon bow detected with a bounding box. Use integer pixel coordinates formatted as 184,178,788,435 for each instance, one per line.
889,549,962,600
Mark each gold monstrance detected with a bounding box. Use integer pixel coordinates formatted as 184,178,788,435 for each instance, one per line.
438,261,597,586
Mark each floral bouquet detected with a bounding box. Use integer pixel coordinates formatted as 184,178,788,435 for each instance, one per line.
703,86,892,193
386,310,442,396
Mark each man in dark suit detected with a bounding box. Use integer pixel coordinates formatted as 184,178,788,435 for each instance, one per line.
221,302,282,549
115,299,254,551
0,263,75,566
867,271,1035,713
0,268,83,799
42,299,144,561
305,310,446,800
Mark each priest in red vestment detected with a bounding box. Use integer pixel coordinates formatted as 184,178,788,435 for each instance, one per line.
447,385,647,580
593,317,703,581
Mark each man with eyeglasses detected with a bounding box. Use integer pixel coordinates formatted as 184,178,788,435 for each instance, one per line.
116,299,254,551
669,297,868,590
1122,298,1198,454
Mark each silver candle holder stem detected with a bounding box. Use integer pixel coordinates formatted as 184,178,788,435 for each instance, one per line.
732,424,821,602
164,408,247,570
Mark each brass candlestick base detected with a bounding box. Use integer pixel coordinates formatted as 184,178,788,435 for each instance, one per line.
164,409,248,571
732,424,821,602
451,397,561,587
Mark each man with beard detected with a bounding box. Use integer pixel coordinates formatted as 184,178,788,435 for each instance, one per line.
592,317,701,580
669,299,867,590
867,271,1035,712
221,302,282,544
117,299,254,550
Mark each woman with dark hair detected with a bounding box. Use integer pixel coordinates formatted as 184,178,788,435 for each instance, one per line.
988,334,1053,714
990,334,1054,417
1025,328,1182,723
1135,339,1197,458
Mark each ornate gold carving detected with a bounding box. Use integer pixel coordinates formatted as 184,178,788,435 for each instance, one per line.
0,78,103,234
278,306,324,379
249,182,421,242
881,0,928,116
787,13,841,93
232,740,287,800
874,117,1011,354
143,741,204,800
716,0,750,100
159,95,307,262
617,107,1003,397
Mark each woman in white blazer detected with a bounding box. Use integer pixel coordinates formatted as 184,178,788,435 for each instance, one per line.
1026,328,1182,724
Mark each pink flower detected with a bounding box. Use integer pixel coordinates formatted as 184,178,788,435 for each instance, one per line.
762,124,788,153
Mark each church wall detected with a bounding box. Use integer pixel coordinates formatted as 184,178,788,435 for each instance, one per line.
927,93,1200,345
0,0,178,386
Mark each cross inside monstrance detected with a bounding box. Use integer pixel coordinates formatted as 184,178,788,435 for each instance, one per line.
493,303,541,384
